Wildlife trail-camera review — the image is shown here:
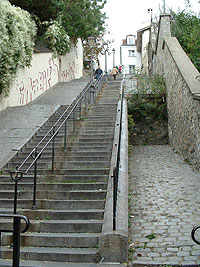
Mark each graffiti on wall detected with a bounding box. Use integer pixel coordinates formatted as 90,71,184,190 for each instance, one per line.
60,61,75,82
16,57,59,105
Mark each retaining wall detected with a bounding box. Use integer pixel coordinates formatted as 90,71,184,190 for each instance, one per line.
0,39,83,111
152,14,200,169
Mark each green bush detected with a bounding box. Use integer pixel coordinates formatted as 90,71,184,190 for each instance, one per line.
43,20,71,57
0,0,36,96
171,9,200,72
128,74,167,122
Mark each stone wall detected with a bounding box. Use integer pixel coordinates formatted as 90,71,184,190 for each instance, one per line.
0,39,83,111
152,14,200,169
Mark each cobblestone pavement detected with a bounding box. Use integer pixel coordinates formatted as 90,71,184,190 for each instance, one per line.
129,145,200,266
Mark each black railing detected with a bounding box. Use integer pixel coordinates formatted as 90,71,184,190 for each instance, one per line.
111,81,124,230
0,214,30,267
8,75,105,213
191,225,200,245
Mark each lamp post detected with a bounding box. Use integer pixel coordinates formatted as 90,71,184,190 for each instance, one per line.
112,48,115,67
88,36,95,84
88,36,95,104
103,42,108,81
147,8,153,22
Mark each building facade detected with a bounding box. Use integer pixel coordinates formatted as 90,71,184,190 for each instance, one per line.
120,34,142,74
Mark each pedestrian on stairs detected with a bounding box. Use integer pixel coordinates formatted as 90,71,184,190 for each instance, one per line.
95,65,103,79
110,66,118,80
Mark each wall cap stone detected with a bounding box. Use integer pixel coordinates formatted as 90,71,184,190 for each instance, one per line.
165,37,200,95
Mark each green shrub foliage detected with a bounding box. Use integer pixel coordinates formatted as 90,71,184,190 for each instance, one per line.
171,9,200,72
0,0,36,96
43,20,71,56
128,74,167,123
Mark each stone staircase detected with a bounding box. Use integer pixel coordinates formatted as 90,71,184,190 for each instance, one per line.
0,80,123,266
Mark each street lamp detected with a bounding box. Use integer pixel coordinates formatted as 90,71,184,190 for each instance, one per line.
88,36,95,84
112,48,116,67
103,42,108,81
147,8,153,22
88,36,95,104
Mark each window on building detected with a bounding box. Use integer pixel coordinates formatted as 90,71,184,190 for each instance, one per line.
128,38,134,44
129,65,135,74
129,50,135,57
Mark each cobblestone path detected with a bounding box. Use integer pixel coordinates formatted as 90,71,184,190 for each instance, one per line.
129,145,200,266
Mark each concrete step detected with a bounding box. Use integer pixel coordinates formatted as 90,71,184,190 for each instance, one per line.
43,174,108,183
55,155,111,162
2,168,109,176
0,182,107,191
66,145,111,152
74,137,113,143
55,160,110,169
1,246,98,263
0,199,105,210
22,209,104,220
2,232,100,248
0,259,126,266
0,219,103,233
64,141,113,147
0,190,106,200
2,167,109,176
0,208,104,220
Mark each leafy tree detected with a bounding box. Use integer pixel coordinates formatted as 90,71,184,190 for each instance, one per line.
9,0,107,41
171,9,200,72
60,0,106,40
9,0,65,22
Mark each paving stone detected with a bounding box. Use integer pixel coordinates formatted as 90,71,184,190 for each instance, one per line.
129,145,200,266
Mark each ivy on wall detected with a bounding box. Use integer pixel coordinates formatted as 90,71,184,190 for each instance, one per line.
0,0,36,96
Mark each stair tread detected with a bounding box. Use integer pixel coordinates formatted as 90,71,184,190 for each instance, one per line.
1,246,98,254
4,232,100,237
0,259,124,267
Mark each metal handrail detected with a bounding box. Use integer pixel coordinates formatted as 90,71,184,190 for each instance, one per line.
191,225,200,245
0,214,30,267
110,80,124,230
8,75,105,212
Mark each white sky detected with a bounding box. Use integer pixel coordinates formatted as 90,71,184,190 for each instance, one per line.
99,0,200,70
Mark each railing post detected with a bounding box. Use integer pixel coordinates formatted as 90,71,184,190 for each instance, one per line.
32,148,38,210
64,120,67,152
79,98,82,119
73,109,76,135
113,166,118,231
13,217,20,267
51,127,55,174
14,179,18,215
84,93,87,113
10,171,23,215
90,85,95,104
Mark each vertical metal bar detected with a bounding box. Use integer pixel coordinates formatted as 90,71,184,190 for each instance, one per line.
32,149,37,210
0,231,1,258
51,127,55,174
73,109,76,135
113,167,117,231
90,47,93,85
14,180,18,214
64,120,67,152
79,99,82,119
84,93,87,113
12,217,20,267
